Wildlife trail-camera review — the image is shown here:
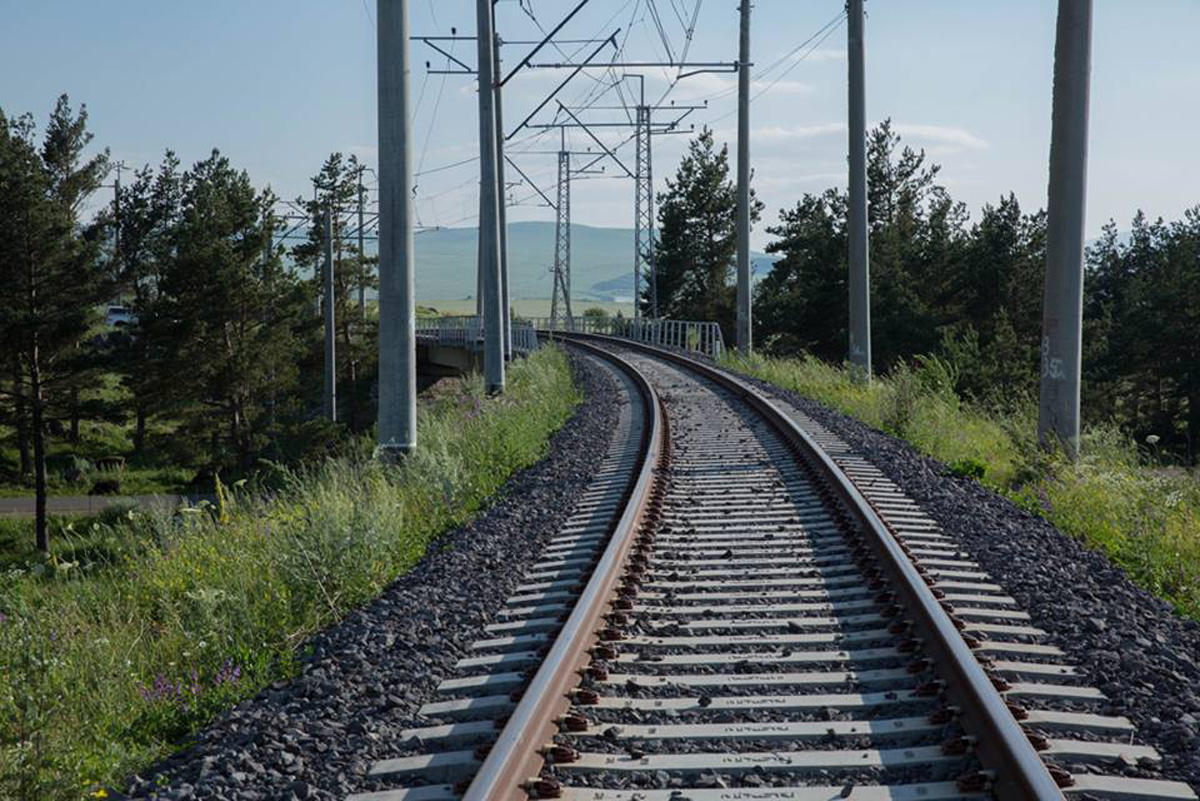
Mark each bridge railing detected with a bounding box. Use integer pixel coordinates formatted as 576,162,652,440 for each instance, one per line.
415,315,540,355
416,314,724,359
530,316,725,360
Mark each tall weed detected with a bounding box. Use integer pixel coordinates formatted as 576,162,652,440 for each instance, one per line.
723,351,1200,620
0,347,579,798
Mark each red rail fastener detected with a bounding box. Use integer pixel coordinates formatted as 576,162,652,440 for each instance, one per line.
523,778,564,798
1027,733,1050,751
541,744,579,764
929,706,960,724
590,645,618,661
573,689,599,705
1047,764,1076,788
957,771,994,792
558,714,589,732
943,735,977,756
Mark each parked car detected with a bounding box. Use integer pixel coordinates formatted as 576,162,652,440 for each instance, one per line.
105,305,136,328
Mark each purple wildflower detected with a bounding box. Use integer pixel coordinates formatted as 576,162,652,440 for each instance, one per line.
213,659,242,687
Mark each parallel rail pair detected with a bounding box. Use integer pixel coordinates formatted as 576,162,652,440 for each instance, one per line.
351,334,1196,801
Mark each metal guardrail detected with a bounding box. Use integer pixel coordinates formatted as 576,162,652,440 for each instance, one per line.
415,315,539,355
512,322,538,354
532,316,725,359
416,315,724,360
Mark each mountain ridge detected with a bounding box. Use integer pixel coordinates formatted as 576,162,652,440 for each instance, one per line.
409,221,780,301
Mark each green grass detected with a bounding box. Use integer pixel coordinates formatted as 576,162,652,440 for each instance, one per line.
722,351,1200,620
0,467,192,499
0,346,580,799
0,514,134,570
0,417,195,498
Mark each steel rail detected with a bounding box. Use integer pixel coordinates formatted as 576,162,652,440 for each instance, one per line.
557,332,1065,801
461,339,667,801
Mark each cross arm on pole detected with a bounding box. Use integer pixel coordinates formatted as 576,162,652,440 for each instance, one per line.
577,129,636,173
557,103,707,112
504,149,601,155
675,65,739,78
527,120,681,129
506,32,618,140
414,37,475,73
529,60,736,70
504,154,557,211
500,0,593,87
556,101,634,179
664,105,701,130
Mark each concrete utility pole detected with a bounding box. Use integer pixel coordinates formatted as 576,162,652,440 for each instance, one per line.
1039,0,1093,459
846,0,871,378
357,167,367,321
476,0,505,393
322,207,337,422
735,0,752,353
376,0,418,453
493,22,512,359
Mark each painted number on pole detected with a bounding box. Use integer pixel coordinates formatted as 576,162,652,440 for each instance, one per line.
1041,336,1065,380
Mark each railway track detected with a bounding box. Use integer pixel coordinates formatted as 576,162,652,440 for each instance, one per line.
350,337,1197,801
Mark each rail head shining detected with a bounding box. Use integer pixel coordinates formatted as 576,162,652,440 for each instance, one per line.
558,332,1066,801
461,339,665,801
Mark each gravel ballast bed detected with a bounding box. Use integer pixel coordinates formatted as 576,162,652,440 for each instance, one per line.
126,349,624,800
732,368,1200,792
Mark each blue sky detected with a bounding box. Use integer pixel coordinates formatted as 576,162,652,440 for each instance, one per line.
2,1,1198,249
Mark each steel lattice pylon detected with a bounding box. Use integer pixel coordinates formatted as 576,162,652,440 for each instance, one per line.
550,150,574,329
634,105,656,319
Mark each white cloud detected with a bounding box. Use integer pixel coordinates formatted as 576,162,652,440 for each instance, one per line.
893,124,989,150
752,122,846,141
751,79,812,96
748,122,988,153
767,48,844,65
755,171,844,189
801,48,847,63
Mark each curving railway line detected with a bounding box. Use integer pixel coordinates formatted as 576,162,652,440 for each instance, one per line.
350,336,1197,801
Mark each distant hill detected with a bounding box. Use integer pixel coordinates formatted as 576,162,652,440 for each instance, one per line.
407,221,780,301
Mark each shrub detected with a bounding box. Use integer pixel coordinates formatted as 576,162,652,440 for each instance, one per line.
948,457,987,481
88,477,122,496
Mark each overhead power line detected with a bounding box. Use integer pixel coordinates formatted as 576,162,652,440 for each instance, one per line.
704,11,845,124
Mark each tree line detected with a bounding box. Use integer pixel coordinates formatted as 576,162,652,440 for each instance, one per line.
0,96,380,549
645,122,1200,463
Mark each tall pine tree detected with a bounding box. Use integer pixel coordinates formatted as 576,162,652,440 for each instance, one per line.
291,153,378,431
150,151,307,471
645,128,761,336
0,96,109,550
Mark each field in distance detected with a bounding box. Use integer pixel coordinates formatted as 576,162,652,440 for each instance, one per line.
422,298,635,319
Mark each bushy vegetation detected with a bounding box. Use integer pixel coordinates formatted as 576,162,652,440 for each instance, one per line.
0,347,579,799
642,127,762,332
653,121,1197,464
1,96,392,553
724,351,1200,622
